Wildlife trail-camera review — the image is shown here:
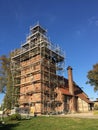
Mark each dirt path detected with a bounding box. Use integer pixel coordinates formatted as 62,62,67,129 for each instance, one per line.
62,112,98,119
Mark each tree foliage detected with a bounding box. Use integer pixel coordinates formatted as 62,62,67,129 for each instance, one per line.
87,63,98,92
0,54,20,109
0,55,13,109
0,55,8,93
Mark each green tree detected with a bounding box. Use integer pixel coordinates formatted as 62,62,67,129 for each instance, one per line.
0,55,13,109
0,55,8,93
87,63,98,92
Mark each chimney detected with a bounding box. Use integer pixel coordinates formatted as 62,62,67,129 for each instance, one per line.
67,66,74,95
67,66,76,113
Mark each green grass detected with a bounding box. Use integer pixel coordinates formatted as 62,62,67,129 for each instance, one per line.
93,110,98,115
1,116,98,130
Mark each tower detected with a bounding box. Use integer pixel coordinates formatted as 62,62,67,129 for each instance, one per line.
11,24,65,114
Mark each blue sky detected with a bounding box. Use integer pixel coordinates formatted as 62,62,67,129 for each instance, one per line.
0,0,98,104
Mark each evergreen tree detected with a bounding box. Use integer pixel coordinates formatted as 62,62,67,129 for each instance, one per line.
0,55,13,109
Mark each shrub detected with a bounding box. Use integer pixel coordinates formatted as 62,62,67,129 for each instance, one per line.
9,113,21,120
94,104,98,110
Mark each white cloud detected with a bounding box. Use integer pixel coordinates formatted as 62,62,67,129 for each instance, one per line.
95,20,98,26
88,16,98,27
75,30,81,36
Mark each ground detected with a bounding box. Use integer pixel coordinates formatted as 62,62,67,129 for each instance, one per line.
0,112,98,130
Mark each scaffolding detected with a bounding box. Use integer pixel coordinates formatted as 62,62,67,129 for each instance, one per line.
11,24,65,114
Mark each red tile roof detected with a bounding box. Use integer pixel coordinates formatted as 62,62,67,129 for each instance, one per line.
59,88,92,104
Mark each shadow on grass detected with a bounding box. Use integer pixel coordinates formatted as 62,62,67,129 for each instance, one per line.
0,122,19,130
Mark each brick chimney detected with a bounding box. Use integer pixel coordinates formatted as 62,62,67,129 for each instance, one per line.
67,66,74,95
67,66,76,113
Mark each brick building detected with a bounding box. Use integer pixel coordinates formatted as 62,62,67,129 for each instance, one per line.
11,24,93,114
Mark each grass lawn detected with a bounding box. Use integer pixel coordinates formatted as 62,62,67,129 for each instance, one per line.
0,116,98,130
93,110,98,115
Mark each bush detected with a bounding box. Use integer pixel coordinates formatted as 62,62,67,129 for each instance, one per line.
94,104,98,110
9,113,21,120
